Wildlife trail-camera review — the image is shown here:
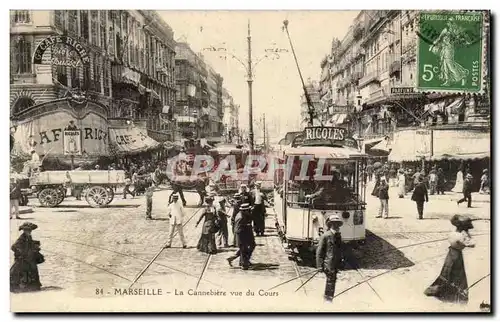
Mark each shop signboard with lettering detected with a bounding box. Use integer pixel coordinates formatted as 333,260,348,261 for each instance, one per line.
12,110,108,158
33,35,90,67
301,127,358,150
63,130,82,155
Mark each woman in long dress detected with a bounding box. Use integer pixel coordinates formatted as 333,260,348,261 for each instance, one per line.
10,222,44,293
452,170,464,193
396,169,406,198
424,215,475,304
195,196,218,254
429,20,470,86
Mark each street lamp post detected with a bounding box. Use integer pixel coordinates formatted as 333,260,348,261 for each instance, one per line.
247,21,254,152
202,20,288,154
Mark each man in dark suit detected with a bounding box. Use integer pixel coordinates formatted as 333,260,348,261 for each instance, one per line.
227,203,255,270
316,214,343,302
411,175,429,220
457,173,473,208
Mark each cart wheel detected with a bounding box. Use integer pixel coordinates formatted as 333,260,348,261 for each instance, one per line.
38,188,61,207
105,187,115,205
55,188,65,206
85,186,109,208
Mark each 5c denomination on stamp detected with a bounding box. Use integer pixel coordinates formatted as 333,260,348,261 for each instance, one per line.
416,11,485,93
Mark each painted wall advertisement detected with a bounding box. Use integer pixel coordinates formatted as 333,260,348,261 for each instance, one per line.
12,110,108,158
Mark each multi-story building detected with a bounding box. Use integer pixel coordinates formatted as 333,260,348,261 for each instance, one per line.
300,79,323,126
222,88,239,143
175,42,209,139
207,65,224,143
322,10,490,187
10,10,177,148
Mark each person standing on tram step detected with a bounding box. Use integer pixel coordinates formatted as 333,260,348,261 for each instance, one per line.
457,174,473,208
10,222,44,293
411,175,429,220
165,194,187,248
251,182,267,236
316,215,343,302
230,193,243,247
227,203,255,269
145,183,155,220
424,214,475,304
195,196,218,254
376,178,389,219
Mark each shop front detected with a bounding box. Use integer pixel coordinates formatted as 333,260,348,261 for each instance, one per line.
11,98,109,168
389,126,490,190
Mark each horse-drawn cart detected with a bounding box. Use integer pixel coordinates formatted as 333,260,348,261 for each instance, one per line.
30,170,126,208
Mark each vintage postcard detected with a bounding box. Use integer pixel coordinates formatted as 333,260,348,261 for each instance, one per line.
9,10,491,312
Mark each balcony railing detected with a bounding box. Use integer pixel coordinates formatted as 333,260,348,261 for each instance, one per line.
358,72,381,88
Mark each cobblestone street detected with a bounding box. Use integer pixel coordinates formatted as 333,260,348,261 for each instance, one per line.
10,183,490,312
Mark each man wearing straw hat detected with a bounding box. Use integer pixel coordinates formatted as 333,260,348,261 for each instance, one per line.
316,214,343,302
165,194,187,249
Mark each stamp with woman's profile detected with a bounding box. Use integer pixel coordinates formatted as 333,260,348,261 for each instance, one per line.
416,11,487,93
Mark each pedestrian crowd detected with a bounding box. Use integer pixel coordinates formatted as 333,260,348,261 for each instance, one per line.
368,161,489,220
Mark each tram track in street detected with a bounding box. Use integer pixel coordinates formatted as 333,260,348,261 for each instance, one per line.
274,230,490,298
38,235,224,288
127,206,204,288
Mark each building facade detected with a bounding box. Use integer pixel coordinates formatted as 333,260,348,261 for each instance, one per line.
222,88,239,143
10,10,177,143
320,10,490,187
321,10,490,153
207,65,224,142
175,42,209,139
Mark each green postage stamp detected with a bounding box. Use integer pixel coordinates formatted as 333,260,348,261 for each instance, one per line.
417,11,485,93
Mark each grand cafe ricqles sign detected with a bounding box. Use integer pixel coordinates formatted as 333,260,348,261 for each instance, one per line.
10,36,108,164
33,35,90,67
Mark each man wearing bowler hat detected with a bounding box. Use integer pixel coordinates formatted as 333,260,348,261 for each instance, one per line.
227,203,255,270
316,214,343,302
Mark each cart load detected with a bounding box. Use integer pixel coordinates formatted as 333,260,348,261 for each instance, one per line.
30,170,126,208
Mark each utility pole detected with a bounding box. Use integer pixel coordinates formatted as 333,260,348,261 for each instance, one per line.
283,20,316,127
262,113,266,147
247,20,255,153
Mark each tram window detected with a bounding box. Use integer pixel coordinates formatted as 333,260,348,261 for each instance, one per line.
285,158,362,210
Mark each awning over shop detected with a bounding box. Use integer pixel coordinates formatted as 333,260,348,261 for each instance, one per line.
389,128,490,162
109,126,160,155
432,129,490,161
371,139,391,153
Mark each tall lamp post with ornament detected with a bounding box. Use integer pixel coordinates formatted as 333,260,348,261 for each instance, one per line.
202,20,288,153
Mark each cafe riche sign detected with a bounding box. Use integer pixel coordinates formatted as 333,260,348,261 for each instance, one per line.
33,35,90,67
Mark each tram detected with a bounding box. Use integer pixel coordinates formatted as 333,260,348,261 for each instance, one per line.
273,126,368,258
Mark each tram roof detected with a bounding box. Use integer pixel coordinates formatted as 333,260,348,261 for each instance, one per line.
284,145,366,159
209,144,248,154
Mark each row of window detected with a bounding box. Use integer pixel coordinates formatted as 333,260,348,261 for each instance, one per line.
54,10,175,85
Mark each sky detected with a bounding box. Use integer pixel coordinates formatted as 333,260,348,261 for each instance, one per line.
159,11,359,142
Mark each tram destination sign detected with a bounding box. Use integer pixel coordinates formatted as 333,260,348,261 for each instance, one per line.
304,127,346,141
